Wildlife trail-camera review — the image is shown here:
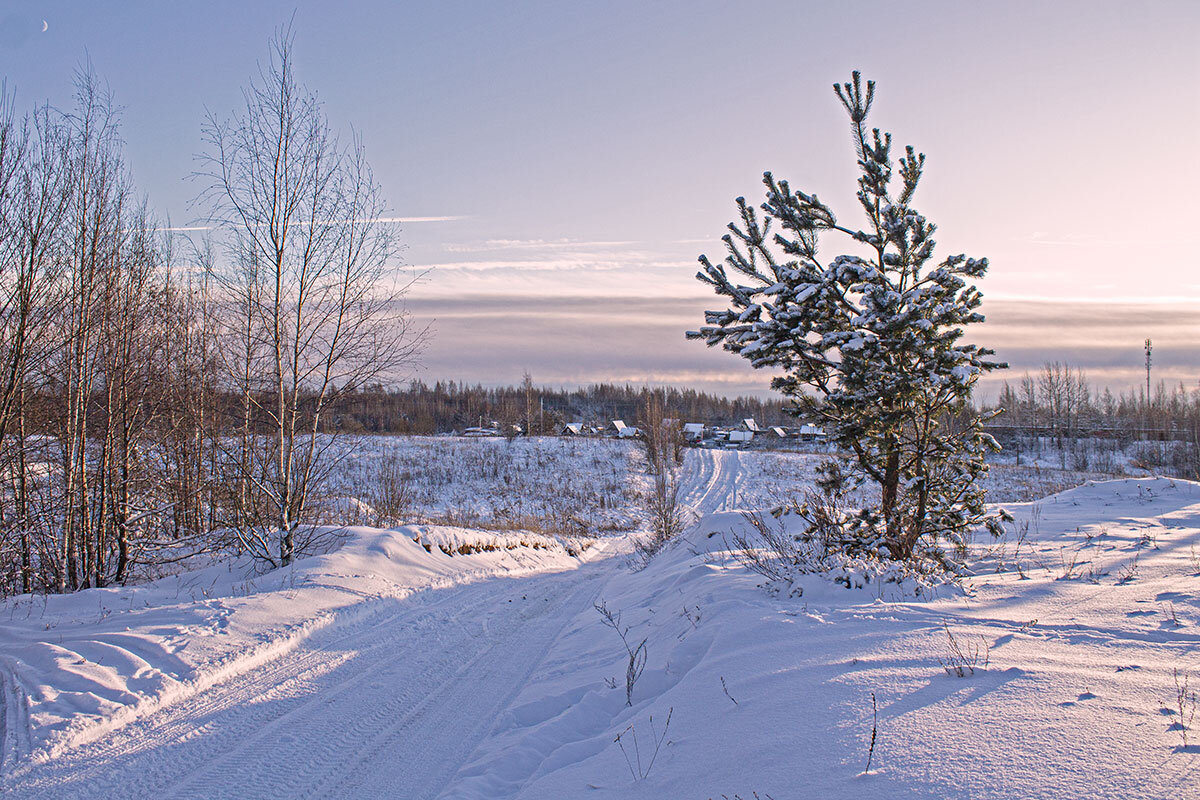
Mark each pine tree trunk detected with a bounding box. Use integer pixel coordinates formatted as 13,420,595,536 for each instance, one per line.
881,443,902,559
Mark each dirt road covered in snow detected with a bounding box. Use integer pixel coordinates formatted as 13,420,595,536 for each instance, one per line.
6,565,611,799
0,451,740,799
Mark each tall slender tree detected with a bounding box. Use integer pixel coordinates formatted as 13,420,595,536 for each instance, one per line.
197,26,423,566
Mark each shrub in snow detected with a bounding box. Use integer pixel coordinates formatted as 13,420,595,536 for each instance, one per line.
938,620,990,677
637,393,689,563
637,467,689,564
730,506,960,601
595,600,648,707
689,71,1007,565
613,707,672,781
1172,667,1198,749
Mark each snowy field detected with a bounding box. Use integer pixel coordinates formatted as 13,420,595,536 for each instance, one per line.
683,445,1125,508
327,434,1122,523
326,435,644,536
1,442,1196,798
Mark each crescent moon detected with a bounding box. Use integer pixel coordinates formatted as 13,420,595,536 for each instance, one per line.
42,20,48,32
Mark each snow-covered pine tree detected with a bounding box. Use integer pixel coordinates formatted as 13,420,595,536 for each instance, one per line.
688,72,1006,564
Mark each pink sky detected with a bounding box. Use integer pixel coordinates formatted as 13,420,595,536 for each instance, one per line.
2,0,1197,397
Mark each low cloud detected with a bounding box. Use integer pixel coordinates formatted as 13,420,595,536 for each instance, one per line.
405,294,771,396
443,239,640,253
158,215,466,233
399,294,1200,399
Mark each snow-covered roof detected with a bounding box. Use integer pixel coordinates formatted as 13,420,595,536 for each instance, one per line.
683,423,705,434
561,422,584,435
742,418,760,432
462,427,500,437
610,420,627,432
771,426,788,437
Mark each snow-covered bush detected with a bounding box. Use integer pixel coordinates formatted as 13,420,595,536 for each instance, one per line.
406,526,593,558
729,505,960,601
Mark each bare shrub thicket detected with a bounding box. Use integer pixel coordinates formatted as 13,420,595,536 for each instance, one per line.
639,468,687,562
368,450,414,527
729,461,859,579
333,437,641,537
637,392,688,561
729,510,823,582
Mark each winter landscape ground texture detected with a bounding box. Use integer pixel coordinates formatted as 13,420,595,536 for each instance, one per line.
1,440,1197,798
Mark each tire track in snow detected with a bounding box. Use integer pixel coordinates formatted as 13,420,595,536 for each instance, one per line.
679,448,740,519
430,449,746,799
1,566,608,800
0,580,509,796
317,571,605,799
0,662,33,776
2,587,475,796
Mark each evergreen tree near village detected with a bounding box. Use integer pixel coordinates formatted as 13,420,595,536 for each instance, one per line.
689,72,1007,564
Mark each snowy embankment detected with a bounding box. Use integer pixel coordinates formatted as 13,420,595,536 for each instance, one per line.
446,472,1200,799
0,524,599,774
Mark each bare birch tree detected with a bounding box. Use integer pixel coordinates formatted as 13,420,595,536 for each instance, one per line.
197,27,422,566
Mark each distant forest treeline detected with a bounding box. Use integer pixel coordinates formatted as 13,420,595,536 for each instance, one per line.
986,362,1200,441
981,363,1200,478
329,380,791,434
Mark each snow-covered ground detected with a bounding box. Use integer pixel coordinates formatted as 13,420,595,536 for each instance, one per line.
327,435,644,535
0,524,601,776
2,445,1197,798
